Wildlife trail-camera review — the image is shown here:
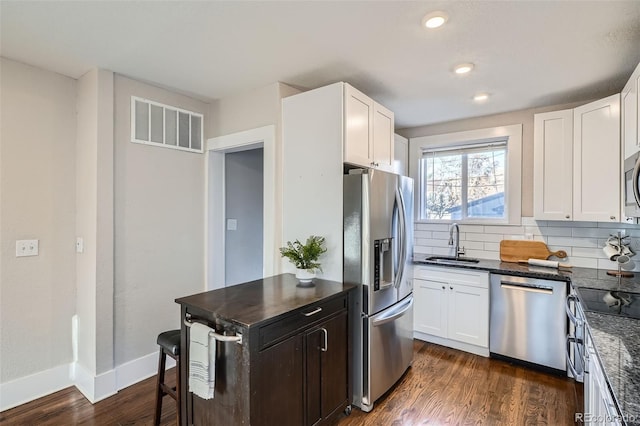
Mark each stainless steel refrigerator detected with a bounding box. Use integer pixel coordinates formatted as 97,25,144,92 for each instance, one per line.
343,168,414,413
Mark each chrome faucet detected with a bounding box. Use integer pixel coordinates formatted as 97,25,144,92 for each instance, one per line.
448,223,465,259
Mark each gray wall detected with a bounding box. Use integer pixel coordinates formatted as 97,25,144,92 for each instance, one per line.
0,58,77,381
224,149,264,286
113,75,206,364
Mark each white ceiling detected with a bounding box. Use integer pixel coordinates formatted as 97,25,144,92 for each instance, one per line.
2,1,640,128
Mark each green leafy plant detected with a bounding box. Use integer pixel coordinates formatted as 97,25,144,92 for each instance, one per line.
279,235,327,272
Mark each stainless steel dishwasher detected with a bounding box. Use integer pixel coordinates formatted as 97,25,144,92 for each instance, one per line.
489,274,567,372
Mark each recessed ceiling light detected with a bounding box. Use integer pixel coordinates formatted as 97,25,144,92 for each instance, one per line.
474,93,490,102
422,11,449,29
454,63,474,74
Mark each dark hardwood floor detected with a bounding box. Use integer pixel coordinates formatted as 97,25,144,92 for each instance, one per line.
0,340,581,425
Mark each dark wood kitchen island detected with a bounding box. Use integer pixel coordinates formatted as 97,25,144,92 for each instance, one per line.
175,274,355,426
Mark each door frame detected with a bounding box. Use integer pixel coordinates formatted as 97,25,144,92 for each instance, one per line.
205,125,276,290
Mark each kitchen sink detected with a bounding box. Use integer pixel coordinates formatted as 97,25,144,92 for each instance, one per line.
425,256,480,264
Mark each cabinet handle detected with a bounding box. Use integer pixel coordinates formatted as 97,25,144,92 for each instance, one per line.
320,328,328,352
450,286,453,290
565,215,570,219
610,216,616,220
302,307,322,317
442,285,445,290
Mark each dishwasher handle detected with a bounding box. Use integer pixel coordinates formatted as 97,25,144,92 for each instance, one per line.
500,281,553,295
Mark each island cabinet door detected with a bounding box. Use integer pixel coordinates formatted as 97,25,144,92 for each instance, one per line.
305,311,349,425
254,334,305,426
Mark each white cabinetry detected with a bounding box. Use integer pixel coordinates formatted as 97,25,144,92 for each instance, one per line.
533,109,574,220
393,133,409,176
413,266,489,356
343,84,394,172
622,62,640,159
584,330,621,425
281,82,396,281
533,94,620,222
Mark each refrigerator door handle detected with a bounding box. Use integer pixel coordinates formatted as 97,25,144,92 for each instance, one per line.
394,187,407,289
372,296,413,327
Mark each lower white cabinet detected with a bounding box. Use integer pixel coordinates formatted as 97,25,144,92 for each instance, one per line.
414,266,489,355
584,330,621,426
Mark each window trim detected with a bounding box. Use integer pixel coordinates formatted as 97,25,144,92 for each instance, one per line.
130,96,204,153
410,124,522,225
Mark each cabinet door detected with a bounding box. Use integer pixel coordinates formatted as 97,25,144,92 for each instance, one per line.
413,279,447,338
447,283,489,347
394,134,409,176
573,94,621,222
344,84,373,168
533,109,574,220
373,102,394,172
622,82,638,159
305,312,348,425
255,335,304,426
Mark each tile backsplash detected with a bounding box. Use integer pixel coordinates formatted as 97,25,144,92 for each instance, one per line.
413,217,640,271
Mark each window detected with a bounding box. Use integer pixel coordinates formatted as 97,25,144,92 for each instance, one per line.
422,142,506,220
131,96,203,153
410,124,522,225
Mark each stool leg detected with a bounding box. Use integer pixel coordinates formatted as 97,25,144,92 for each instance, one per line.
154,348,167,426
175,354,181,426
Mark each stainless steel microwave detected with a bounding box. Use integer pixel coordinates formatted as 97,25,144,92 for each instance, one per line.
624,153,640,218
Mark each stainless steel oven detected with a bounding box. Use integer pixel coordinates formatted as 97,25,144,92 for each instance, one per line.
623,153,640,219
566,288,585,382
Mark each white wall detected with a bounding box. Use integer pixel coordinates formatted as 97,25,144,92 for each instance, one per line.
113,75,207,365
75,67,115,400
0,58,77,381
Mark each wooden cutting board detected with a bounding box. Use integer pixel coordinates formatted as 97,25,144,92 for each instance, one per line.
500,240,568,262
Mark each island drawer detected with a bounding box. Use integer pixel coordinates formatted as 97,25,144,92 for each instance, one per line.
258,294,347,350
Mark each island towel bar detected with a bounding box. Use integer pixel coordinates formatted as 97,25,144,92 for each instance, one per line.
183,318,243,345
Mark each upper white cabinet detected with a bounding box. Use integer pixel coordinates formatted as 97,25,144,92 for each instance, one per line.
533,94,620,222
573,94,620,222
393,133,409,176
622,62,640,159
343,84,394,172
533,109,574,220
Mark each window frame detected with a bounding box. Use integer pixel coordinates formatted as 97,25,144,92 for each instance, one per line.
130,96,204,153
410,124,522,225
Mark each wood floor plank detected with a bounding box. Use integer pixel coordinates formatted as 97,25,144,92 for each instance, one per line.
0,341,581,425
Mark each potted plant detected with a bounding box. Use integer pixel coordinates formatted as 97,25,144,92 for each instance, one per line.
279,235,327,285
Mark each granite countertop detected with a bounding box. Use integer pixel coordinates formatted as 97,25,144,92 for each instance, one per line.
175,273,355,329
414,256,640,425
585,312,640,426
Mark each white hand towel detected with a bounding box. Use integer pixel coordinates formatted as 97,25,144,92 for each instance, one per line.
189,322,215,400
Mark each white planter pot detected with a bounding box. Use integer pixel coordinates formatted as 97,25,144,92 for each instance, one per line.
295,268,316,284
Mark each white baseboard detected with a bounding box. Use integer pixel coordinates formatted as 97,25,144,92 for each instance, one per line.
414,332,490,357
73,363,117,403
115,350,175,391
0,352,175,412
0,363,74,412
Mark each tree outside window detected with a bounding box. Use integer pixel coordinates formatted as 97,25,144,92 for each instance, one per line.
422,144,506,220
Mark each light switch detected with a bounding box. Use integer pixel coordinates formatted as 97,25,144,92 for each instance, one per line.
76,237,84,253
16,239,39,257
227,219,237,231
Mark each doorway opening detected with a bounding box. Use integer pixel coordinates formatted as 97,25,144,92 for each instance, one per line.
206,125,276,290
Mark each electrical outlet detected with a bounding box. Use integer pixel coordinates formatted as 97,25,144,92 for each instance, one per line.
76,237,84,253
525,233,534,240
16,239,38,257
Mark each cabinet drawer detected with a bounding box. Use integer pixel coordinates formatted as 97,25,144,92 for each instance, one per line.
414,266,488,289
259,294,347,350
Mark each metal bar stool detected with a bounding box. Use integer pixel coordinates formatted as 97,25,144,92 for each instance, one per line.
154,329,181,425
